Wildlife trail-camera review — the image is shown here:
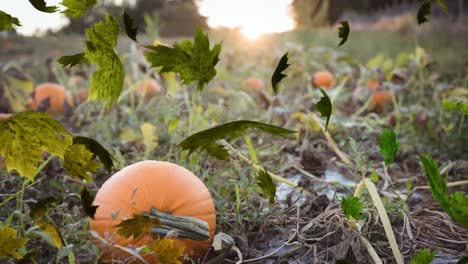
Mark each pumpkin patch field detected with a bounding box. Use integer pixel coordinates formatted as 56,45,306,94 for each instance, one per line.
0,2,468,264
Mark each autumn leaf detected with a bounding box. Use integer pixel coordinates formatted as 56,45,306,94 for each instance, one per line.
35,221,64,248
57,53,89,68
29,197,58,220
114,214,162,239
81,187,98,219
0,11,21,31
0,111,72,180
417,0,431,25
123,10,138,42
178,120,296,159
341,195,363,220
271,52,290,94
0,67,34,112
61,0,97,18
316,88,332,132
73,136,114,173
257,169,276,205
0,226,28,259
337,21,350,46
147,237,185,264
28,0,59,13
145,27,221,90
63,143,101,181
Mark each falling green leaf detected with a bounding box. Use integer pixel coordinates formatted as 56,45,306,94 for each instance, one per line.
84,15,124,109
316,88,332,132
147,237,185,264
57,53,89,68
379,129,400,165
435,0,448,14
419,155,468,227
178,120,295,159
114,214,162,239
271,52,290,94
81,187,98,219
29,197,58,220
28,0,59,13
337,21,350,46
0,111,72,180
410,249,436,264
257,169,276,205
36,221,64,248
442,100,468,114
341,194,363,220
0,226,28,259
61,0,96,18
0,11,21,31
417,0,431,25
123,10,138,42
145,28,221,90
0,67,34,112
73,136,114,173
63,143,101,181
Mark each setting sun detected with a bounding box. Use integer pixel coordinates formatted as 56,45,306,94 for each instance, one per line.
197,0,295,40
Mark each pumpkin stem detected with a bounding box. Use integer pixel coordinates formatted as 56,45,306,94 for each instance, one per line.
146,207,210,241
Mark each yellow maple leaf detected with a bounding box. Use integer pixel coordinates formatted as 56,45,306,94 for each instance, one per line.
0,226,28,259
148,237,185,264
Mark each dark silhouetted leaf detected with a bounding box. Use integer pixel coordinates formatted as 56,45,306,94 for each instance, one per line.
145,28,221,90
271,52,290,94
379,129,399,165
81,187,98,219
0,11,21,31
337,21,349,46
114,214,162,239
257,169,276,204
16,250,38,264
29,197,57,220
417,0,431,25
28,0,59,13
436,0,448,14
57,53,89,68
123,11,138,42
178,120,296,159
316,88,332,132
73,136,114,172
341,195,362,220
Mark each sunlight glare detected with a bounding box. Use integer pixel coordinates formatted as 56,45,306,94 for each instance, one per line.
197,0,295,40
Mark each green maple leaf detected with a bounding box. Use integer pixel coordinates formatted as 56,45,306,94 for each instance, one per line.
123,10,138,42
0,67,34,113
0,226,29,259
61,0,96,18
337,21,350,46
84,15,124,109
419,155,468,227
341,195,363,220
178,120,296,160
316,88,332,132
114,214,162,239
417,0,431,25
28,0,59,13
257,169,276,205
63,143,101,181
379,129,400,165
271,52,290,95
81,187,98,219
73,136,114,172
0,111,72,180
145,27,222,90
410,249,436,264
0,11,21,31
57,53,89,68
29,197,58,220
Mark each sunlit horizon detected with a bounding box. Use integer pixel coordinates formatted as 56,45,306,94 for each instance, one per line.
197,0,295,40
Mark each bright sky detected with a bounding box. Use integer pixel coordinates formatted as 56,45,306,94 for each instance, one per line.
1,0,295,39
198,0,295,39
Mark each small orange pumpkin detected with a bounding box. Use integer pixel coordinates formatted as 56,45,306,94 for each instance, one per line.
243,77,265,92
89,161,216,262
373,90,395,110
137,79,163,98
312,70,334,89
29,83,74,115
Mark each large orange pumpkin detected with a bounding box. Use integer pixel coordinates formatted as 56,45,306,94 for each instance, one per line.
243,77,265,92
312,70,334,89
29,83,74,115
89,161,216,262
136,79,163,98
